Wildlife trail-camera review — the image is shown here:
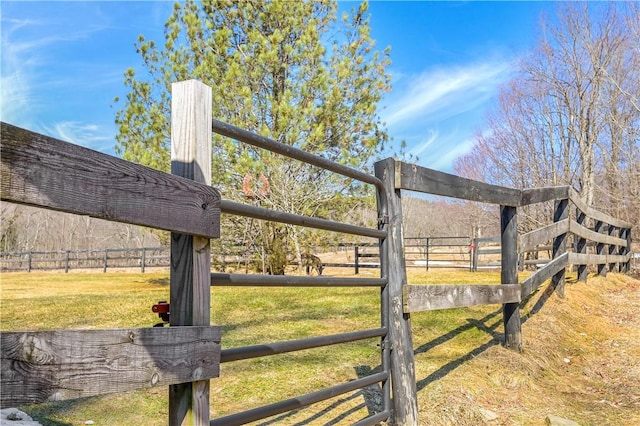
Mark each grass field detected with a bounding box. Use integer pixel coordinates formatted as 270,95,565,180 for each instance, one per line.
1,268,639,425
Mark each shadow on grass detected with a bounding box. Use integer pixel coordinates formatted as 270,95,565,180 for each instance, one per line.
520,277,578,324
22,399,92,426
414,309,504,392
253,365,384,425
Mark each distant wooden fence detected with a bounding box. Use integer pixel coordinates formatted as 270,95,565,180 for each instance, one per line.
0,247,169,272
1,80,633,426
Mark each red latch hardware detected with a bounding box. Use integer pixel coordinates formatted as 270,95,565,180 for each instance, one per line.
152,301,170,327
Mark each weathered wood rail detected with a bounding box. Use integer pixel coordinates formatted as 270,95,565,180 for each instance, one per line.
1,81,223,423
1,79,633,426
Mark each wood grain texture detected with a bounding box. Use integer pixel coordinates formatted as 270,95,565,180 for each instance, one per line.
575,211,588,282
404,284,520,312
569,188,632,229
501,205,521,351
395,161,522,206
520,252,569,299
169,80,213,426
375,158,419,425
550,199,569,296
569,220,627,247
520,219,569,252
595,220,608,277
568,252,631,265
1,122,220,238
0,327,221,408
520,186,569,206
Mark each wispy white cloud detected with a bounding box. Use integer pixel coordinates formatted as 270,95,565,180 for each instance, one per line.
0,6,117,152
44,121,114,153
382,58,513,172
383,60,512,127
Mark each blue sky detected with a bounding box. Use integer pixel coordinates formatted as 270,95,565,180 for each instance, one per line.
1,1,557,172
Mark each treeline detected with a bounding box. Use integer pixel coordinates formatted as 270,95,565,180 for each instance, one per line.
455,3,640,236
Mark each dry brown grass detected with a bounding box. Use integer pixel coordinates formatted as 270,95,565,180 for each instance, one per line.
411,272,640,426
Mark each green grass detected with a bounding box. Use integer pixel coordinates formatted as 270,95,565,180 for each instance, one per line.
2,269,638,425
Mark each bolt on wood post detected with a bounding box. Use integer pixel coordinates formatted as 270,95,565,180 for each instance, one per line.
595,220,607,277
551,199,569,296
501,205,521,352
374,158,419,425
575,209,588,282
169,80,212,426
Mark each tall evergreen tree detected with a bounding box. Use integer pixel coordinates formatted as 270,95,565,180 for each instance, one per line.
114,0,390,273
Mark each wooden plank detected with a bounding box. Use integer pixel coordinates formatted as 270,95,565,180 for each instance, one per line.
551,199,569,296
595,220,607,276
520,186,569,206
501,205,521,351
169,80,213,426
395,161,522,206
519,219,569,252
568,188,632,228
575,210,588,282
520,252,569,299
1,122,220,238
0,326,221,408
568,220,627,247
568,252,631,265
404,284,520,312
375,158,419,425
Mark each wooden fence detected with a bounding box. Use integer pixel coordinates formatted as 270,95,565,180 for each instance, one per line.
1,79,633,425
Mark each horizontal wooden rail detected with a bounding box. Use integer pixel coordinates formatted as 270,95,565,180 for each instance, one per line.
395,161,522,206
568,252,631,265
520,219,569,252
395,161,571,207
520,252,569,299
1,122,220,238
569,188,632,229
403,284,520,312
520,186,570,206
568,220,627,247
1,326,221,408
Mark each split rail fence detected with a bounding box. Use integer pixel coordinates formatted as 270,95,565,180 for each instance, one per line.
0,79,633,425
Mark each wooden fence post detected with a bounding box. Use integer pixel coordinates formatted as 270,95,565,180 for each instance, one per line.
472,238,479,272
622,228,631,273
608,226,618,273
551,199,569,296
595,220,607,277
575,209,588,282
425,237,430,271
141,248,146,273
27,251,31,272
354,246,359,275
169,80,212,426
374,158,419,425
103,249,108,273
500,205,521,351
